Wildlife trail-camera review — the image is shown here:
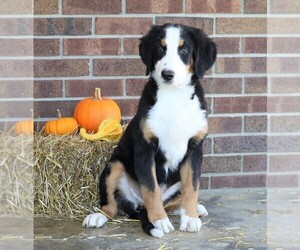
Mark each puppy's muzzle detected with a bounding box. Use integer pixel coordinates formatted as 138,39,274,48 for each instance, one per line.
161,69,175,82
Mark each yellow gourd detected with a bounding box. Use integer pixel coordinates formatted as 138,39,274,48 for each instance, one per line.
80,119,123,141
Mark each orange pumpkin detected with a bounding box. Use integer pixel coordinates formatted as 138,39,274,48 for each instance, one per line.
14,120,34,135
74,88,121,132
45,109,78,135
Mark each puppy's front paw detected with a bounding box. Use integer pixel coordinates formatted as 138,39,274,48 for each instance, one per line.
150,218,174,238
179,209,202,232
82,213,108,228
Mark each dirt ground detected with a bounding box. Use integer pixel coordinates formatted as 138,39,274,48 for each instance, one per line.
1,188,299,250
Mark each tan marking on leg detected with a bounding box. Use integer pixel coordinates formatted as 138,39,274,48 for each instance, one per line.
161,38,166,47
180,161,199,218
101,162,124,218
141,165,167,223
187,59,194,73
179,39,185,47
140,118,156,144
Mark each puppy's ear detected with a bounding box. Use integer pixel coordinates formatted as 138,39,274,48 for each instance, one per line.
139,26,157,76
192,28,217,79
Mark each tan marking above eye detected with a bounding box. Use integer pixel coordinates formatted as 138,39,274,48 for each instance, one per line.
161,38,167,47
179,39,185,47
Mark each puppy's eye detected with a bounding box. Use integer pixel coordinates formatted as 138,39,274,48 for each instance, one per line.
157,46,165,53
180,47,188,54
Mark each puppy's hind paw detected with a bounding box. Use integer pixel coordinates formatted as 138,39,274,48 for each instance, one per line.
82,213,108,228
197,204,208,217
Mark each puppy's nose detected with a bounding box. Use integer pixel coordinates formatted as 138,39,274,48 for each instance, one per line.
161,70,175,82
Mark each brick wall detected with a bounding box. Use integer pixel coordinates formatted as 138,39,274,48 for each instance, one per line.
1,0,299,189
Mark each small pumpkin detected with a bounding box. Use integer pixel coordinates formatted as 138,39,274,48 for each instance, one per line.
14,120,34,135
80,119,123,141
45,109,78,135
74,88,121,132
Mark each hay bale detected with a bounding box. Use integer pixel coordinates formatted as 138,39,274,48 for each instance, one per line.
0,131,33,215
34,133,118,220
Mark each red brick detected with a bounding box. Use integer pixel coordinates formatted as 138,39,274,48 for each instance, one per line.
269,37,300,53
115,99,139,117
0,18,33,36
0,60,33,77
268,18,300,34
127,0,182,13
201,78,242,94
214,37,240,54
268,97,300,113
205,97,212,114
269,155,300,172
34,0,58,14
214,97,267,114
203,138,212,155
200,177,209,189
34,18,92,36
208,117,242,134
271,116,300,133
187,0,241,13
211,174,266,188
244,116,267,133
214,136,267,153
271,78,300,94
268,136,300,153
267,175,299,188
34,100,77,118
64,38,121,56
93,59,145,76
202,156,241,173
268,57,300,74
65,80,123,97
34,59,89,77
156,17,213,35
34,39,60,57
243,37,267,53
243,155,267,172
216,57,266,74
63,0,122,14
1,0,32,14
245,77,267,94
216,18,267,34
0,81,33,98
126,78,147,96
244,0,267,14
95,18,152,35
0,39,33,57
271,0,300,14
34,81,63,98
0,101,33,118
123,38,140,55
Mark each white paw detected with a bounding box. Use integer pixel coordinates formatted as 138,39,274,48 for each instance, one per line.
179,209,202,232
197,204,208,217
150,218,174,238
82,213,108,228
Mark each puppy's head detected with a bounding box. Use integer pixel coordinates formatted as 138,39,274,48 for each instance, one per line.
139,24,217,87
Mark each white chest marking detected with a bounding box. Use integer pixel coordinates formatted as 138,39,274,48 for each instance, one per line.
147,85,207,172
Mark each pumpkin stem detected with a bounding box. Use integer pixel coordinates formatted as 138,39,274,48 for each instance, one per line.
94,88,102,100
57,109,62,118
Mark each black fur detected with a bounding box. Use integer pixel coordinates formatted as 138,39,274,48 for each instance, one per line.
98,23,217,236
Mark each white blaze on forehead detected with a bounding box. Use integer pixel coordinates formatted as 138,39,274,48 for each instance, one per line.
164,26,181,54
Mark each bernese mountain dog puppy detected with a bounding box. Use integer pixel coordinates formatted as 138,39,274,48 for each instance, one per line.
83,23,217,238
